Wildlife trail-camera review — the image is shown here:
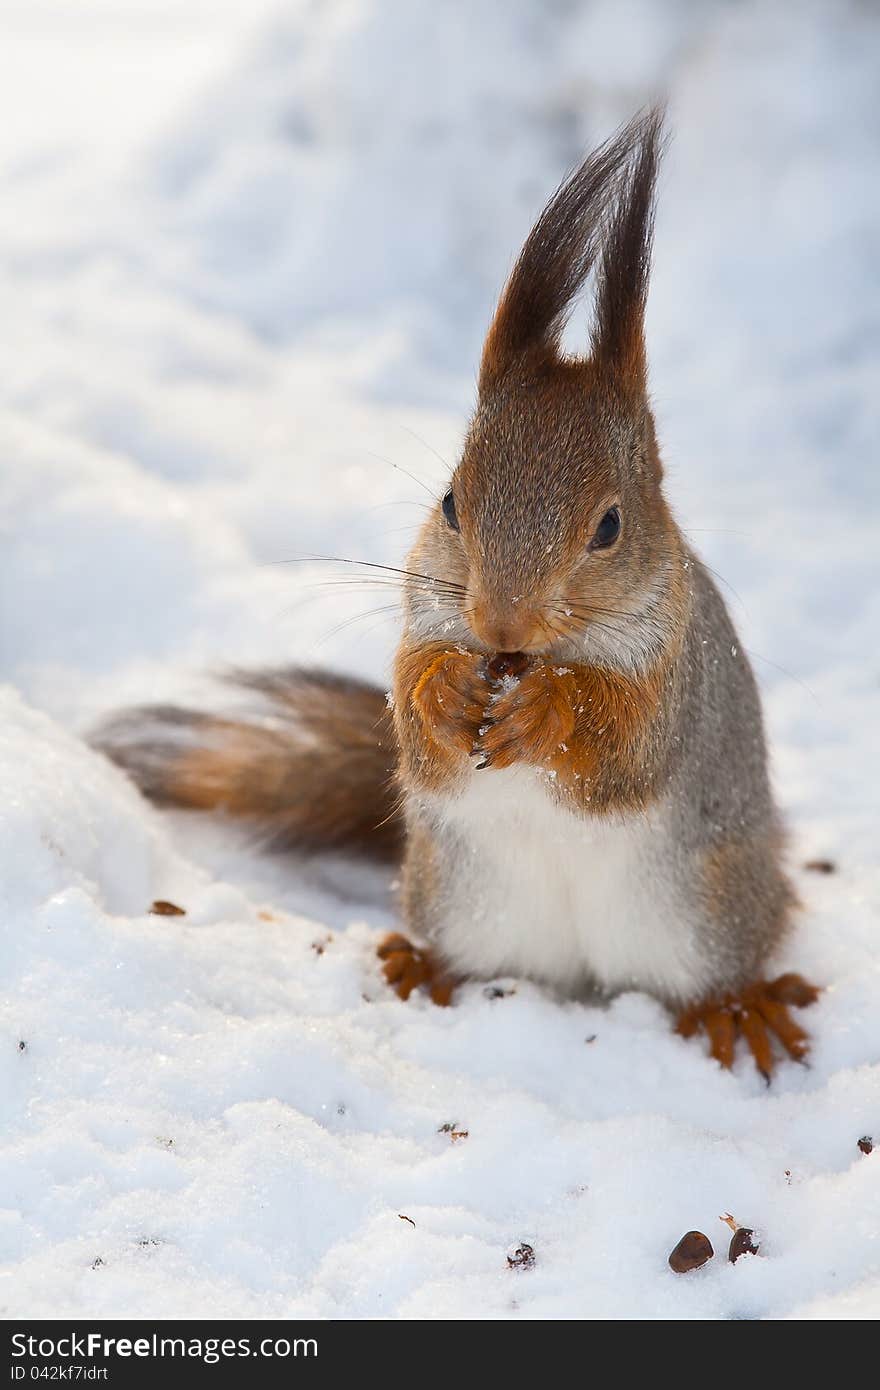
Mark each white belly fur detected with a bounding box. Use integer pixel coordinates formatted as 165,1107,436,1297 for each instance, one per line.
422,766,708,1004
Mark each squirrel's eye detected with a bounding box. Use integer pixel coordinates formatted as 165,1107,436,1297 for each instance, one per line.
442,489,460,532
592,507,621,550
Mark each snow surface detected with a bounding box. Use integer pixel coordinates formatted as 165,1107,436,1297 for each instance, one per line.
1,0,879,1320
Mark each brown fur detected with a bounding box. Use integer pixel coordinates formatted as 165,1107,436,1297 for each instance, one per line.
391,642,485,791
477,661,667,804
450,358,679,661
394,637,679,817
96,670,401,860
394,639,673,814
479,110,660,391
700,834,799,949
590,108,663,391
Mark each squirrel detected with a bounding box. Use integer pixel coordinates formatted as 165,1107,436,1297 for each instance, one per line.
97,110,818,1077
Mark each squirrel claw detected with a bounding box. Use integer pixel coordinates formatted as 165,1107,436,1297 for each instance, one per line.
676,972,819,1078
377,932,457,1006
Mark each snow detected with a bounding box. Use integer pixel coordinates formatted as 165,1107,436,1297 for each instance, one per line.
1,0,879,1320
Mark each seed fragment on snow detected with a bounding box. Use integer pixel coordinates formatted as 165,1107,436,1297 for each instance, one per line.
857,1135,873,1155
506,1243,535,1273
804,858,836,874
483,984,515,999
438,1121,468,1141
398,1214,415,1227
149,899,186,916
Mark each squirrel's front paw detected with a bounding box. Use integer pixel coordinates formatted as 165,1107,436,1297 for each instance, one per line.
475,665,576,770
412,649,488,756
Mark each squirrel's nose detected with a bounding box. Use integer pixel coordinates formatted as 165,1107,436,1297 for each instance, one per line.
466,597,541,652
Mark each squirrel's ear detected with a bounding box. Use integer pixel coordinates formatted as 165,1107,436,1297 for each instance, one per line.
478,115,643,392
590,108,664,397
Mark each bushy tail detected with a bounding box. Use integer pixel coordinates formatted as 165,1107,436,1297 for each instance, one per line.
95,668,402,861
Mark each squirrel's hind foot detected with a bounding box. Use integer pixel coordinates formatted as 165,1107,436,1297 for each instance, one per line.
377,933,457,1006
676,973,820,1080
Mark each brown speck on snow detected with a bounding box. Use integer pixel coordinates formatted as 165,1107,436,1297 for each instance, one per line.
507,1242,536,1270
804,858,836,874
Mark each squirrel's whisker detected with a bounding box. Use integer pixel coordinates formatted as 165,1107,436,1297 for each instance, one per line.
365,450,439,499
312,602,405,646
396,424,454,478
262,554,467,594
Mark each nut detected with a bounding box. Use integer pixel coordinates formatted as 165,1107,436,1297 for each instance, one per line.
728,1227,759,1262
487,651,529,681
668,1230,714,1273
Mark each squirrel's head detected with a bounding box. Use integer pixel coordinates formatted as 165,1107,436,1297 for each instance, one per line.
409,109,684,671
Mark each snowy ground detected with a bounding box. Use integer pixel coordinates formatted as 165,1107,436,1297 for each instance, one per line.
1,0,879,1320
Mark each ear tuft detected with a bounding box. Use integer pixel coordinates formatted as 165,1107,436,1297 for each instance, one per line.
479,112,656,392
591,107,665,394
